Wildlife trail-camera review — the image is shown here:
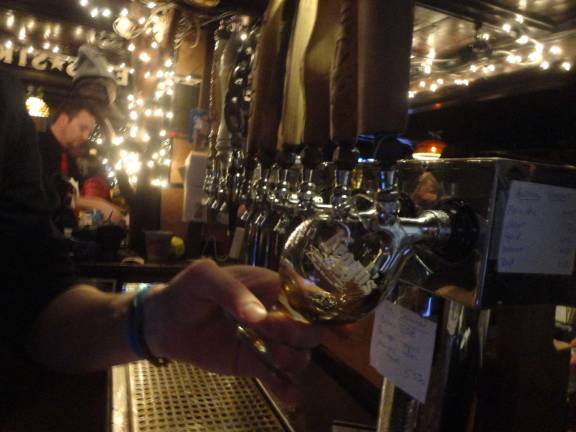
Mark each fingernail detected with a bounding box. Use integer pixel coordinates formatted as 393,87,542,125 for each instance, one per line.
243,303,267,322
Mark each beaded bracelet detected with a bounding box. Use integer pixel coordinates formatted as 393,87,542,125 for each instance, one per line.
127,285,169,367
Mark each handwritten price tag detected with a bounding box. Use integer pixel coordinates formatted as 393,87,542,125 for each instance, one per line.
498,181,576,275
370,301,437,403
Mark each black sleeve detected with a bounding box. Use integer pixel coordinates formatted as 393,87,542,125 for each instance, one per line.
0,72,74,345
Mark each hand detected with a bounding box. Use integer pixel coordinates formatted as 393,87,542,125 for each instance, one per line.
144,259,322,404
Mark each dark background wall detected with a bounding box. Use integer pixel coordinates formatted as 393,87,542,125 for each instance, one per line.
406,78,576,165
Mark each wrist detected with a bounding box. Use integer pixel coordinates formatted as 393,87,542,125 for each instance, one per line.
128,284,170,366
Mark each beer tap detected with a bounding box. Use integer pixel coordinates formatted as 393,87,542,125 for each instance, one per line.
244,157,275,266
209,21,248,225
266,147,301,270
203,22,229,219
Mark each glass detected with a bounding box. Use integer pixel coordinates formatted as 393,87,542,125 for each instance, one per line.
277,215,404,324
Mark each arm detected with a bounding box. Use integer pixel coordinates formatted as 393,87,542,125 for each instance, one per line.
75,195,126,225
27,259,322,403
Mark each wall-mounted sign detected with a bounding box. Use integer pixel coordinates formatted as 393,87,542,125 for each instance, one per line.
0,45,130,86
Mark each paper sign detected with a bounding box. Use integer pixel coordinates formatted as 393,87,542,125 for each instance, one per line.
370,300,437,403
498,181,576,275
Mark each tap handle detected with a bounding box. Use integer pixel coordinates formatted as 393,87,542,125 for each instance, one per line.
431,198,479,262
301,145,323,169
332,140,358,171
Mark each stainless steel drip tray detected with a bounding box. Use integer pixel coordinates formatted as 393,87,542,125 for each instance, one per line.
110,360,293,432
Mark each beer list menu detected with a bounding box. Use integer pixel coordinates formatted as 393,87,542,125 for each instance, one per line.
498,180,576,275
370,301,437,403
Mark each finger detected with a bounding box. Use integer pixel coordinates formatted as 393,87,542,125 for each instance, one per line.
171,259,268,324
224,265,282,308
254,310,323,349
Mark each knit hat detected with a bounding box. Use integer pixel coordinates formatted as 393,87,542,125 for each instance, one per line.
72,45,123,132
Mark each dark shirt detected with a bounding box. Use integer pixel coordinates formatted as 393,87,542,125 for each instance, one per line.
0,72,74,417
38,129,80,182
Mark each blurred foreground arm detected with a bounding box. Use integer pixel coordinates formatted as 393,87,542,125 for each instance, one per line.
28,259,322,403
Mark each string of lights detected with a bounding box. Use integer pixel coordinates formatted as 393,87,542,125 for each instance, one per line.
409,14,575,99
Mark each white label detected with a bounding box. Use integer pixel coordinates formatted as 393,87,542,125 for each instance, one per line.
498,181,576,275
228,227,246,259
370,300,437,403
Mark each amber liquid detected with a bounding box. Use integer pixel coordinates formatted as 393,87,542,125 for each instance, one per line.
278,261,359,324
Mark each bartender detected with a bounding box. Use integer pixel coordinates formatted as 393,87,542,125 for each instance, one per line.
38,98,97,183
38,46,125,228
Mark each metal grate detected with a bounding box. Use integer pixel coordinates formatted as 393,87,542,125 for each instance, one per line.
123,360,291,432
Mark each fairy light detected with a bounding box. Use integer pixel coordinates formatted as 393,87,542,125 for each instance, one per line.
79,0,89,6
561,61,572,71
539,61,550,70
112,136,125,146
138,17,146,25
139,52,151,63
90,8,99,18
6,14,14,29
549,46,562,55
129,111,138,121
128,43,135,52
18,28,26,41
4,40,13,49
102,8,112,18
516,35,529,45
502,23,512,33
528,50,542,62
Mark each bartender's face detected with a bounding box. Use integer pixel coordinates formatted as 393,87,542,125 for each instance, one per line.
60,110,97,149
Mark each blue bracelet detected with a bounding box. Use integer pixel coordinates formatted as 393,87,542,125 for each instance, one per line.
127,285,169,366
